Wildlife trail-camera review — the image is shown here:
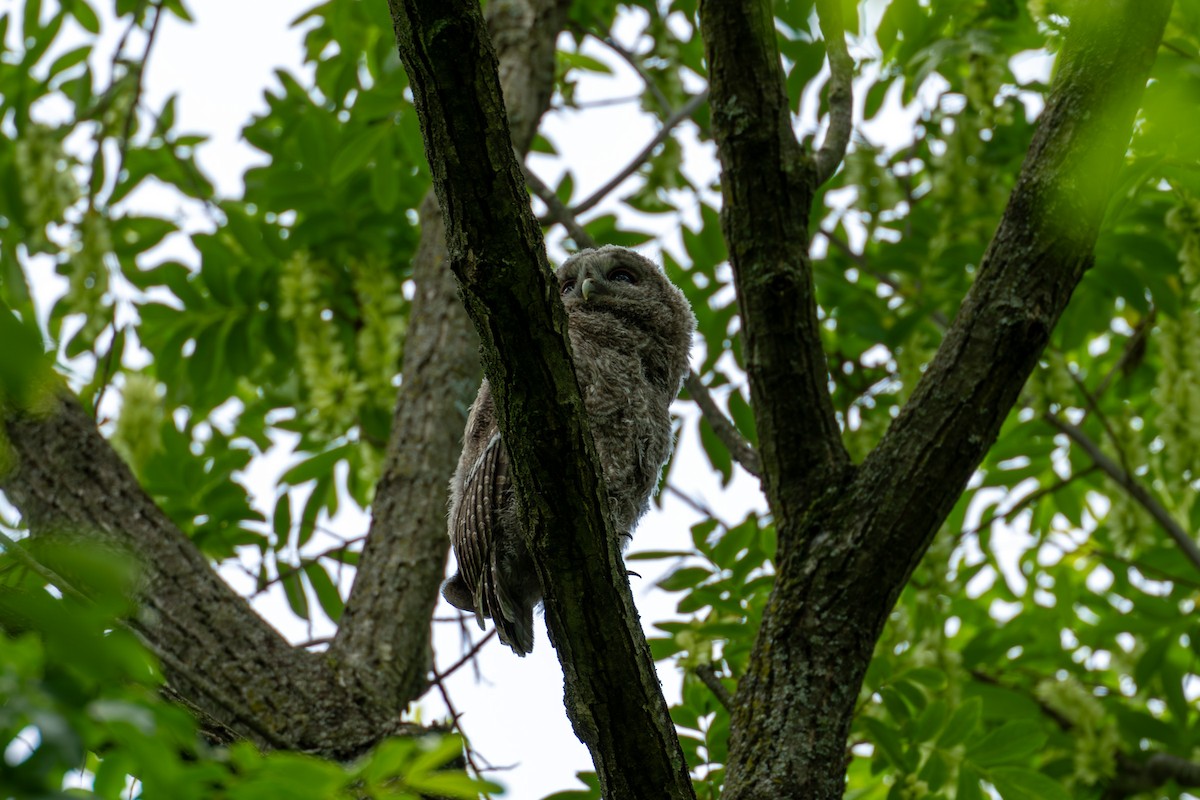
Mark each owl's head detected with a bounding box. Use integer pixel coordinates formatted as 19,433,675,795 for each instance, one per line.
555,246,696,357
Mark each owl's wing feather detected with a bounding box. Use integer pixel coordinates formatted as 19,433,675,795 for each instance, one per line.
451,431,502,629
451,430,534,654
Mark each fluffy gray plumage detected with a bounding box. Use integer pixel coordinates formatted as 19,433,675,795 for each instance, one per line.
441,246,696,655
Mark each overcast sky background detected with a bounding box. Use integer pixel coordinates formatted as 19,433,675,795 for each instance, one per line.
5,0,1062,796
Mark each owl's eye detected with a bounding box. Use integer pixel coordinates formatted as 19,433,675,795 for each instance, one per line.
560,279,576,296
609,268,637,285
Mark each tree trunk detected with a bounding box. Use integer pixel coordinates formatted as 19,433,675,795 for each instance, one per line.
702,1,1173,796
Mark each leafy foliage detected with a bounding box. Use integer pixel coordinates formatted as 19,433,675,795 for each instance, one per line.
1,0,1198,798
0,542,490,798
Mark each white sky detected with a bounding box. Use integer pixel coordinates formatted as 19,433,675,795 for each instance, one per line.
3,1,1073,798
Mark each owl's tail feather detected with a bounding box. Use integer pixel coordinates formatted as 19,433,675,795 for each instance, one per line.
479,556,534,656
494,604,535,657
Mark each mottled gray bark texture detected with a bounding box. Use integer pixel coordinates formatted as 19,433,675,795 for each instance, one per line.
384,1,695,798
698,0,1173,797
0,0,571,762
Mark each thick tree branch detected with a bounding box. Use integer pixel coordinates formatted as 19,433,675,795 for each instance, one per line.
385,3,693,798
1,396,407,757
813,0,853,186
332,0,567,713
860,0,1171,596
719,3,1172,798
1045,414,1200,572
1107,752,1200,798
699,0,850,529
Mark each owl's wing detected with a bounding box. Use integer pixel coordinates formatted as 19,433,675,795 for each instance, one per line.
449,431,533,654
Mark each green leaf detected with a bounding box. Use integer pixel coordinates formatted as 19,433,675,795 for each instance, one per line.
937,696,982,748
965,720,1046,767
68,0,99,33
988,766,1071,800
272,494,292,545
861,716,914,771
914,697,948,742
47,43,89,79
280,570,310,621
956,764,985,800
303,562,344,623
280,444,356,486
658,566,711,592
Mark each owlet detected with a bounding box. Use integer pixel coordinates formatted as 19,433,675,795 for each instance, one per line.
442,246,696,655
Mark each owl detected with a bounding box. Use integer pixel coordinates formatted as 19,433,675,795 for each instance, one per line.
441,246,696,655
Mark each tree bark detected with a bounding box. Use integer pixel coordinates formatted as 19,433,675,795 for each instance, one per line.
698,0,850,529
708,2,1173,797
385,2,695,798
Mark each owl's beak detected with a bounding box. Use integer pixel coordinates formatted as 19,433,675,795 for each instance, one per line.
581,277,597,301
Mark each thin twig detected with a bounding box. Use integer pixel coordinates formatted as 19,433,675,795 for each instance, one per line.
1064,363,1133,478
430,671,493,796
296,636,334,649
570,90,708,216
813,0,854,186
664,482,731,530
1088,546,1200,591
598,35,671,113
1093,308,1155,400
523,165,597,249
684,372,761,478
957,465,1099,542
695,664,735,712
90,319,122,421
434,629,497,683
114,0,165,185
1044,414,1200,573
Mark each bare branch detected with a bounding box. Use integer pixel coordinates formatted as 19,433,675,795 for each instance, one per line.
696,664,735,712
684,372,761,478
813,0,854,186
714,3,1173,796
524,164,597,249
700,0,850,522
1044,414,1200,574
595,34,671,113
570,91,708,216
